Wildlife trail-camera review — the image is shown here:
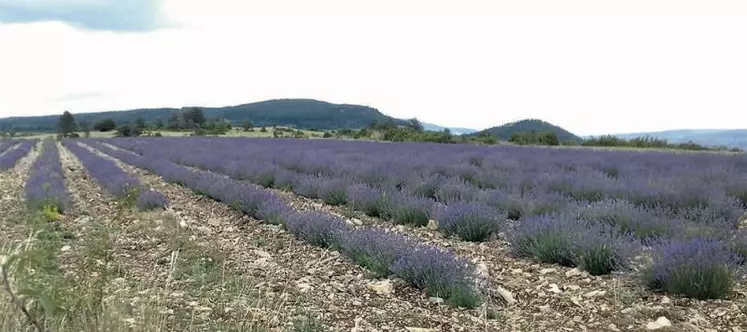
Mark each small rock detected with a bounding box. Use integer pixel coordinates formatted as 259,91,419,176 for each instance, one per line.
495,286,516,305
621,307,634,314
539,268,557,275
366,279,394,295
570,296,583,308
297,283,312,293
608,324,621,331
645,316,672,330
660,296,671,305
207,218,221,227
565,268,583,277
584,290,605,298
426,219,439,230
351,218,363,226
352,300,363,306
405,328,435,332
539,305,551,313
60,245,71,252
548,284,562,294
510,268,523,275
564,285,580,291
475,263,489,278
428,297,444,304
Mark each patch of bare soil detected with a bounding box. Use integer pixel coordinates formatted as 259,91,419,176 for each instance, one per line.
270,183,747,332
85,142,510,331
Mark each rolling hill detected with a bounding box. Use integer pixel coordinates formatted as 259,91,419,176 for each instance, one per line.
611,129,747,150
0,99,408,132
471,119,583,143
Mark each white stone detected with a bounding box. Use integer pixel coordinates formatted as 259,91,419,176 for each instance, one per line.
475,263,489,278
406,328,436,332
426,219,439,230
565,268,584,277
297,283,312,293
645,317,672,330
660,296,671,304
548,284,562,294
366,279,394,295
539,268,557,275
428,297,444,304
495,286,516,305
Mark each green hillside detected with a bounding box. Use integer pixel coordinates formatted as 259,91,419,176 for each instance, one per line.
0,99,406,132
473,119,582,143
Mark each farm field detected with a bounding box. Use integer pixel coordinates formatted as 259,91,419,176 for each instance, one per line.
1,137,747,331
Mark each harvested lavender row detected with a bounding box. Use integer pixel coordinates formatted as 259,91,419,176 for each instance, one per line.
25,140,70,213
86,141,484,307
0,140,36,171
62,140,168,211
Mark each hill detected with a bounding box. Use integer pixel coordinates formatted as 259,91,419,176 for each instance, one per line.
611,129,747,150
471,119,582,143
0,99,407,132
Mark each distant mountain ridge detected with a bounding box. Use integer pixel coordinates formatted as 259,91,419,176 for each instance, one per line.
610,129,747,149
0,99,408,132
471,119,583,143
421,122,477,135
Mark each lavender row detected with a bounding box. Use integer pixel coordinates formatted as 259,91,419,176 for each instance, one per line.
98,138,742,245
101,137,747,219
25,140,70,213
0,140,18,155
62,141,168,211
97,137,746,299
0,140,35,171
86,141,484,307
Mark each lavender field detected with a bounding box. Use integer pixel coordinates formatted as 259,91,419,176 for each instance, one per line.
2,137,746,331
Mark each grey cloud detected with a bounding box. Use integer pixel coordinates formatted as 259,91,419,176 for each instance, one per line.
0,0,165,32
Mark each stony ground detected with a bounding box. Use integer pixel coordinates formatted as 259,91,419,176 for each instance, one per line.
1,140,746,332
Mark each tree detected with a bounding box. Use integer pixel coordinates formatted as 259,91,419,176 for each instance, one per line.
407,118,424,132
79,121,91,138
182,107,206,128
116,124,142,137
135,117,147,130
154,119,164,130
58,111,77,137
93,119,116,131
241,120,254,131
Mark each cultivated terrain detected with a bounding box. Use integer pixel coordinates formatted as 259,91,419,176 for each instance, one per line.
1,137,746,332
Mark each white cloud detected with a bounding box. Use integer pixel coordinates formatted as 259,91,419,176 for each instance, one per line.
1,0,746,135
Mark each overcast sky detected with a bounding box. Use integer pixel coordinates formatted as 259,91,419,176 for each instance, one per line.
1,1,745,135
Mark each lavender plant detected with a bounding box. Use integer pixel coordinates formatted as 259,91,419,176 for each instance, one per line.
436,202,504,242
0,140,35,170
643,237,741,299
285,211,352,249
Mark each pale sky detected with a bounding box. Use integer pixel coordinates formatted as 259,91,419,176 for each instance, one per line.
0,0,745,135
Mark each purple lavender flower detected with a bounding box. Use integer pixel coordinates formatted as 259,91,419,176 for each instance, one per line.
437,202,504,242
644,237,740,299
390,245,480,307
25,140,69,213
340,228,413,277
136,189,169,210
285,211,352,249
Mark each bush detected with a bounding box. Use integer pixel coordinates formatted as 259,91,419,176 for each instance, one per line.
285,211,352,249
341,228,412,277
136,190,169,210
323,132,333,138
643,237,740,299
318,178,348,206
437,202,504,242
575,224,639,275
256,198,291,225
508,214,579,267
390,246,481,307
347,184,391,218
389,194,434,226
